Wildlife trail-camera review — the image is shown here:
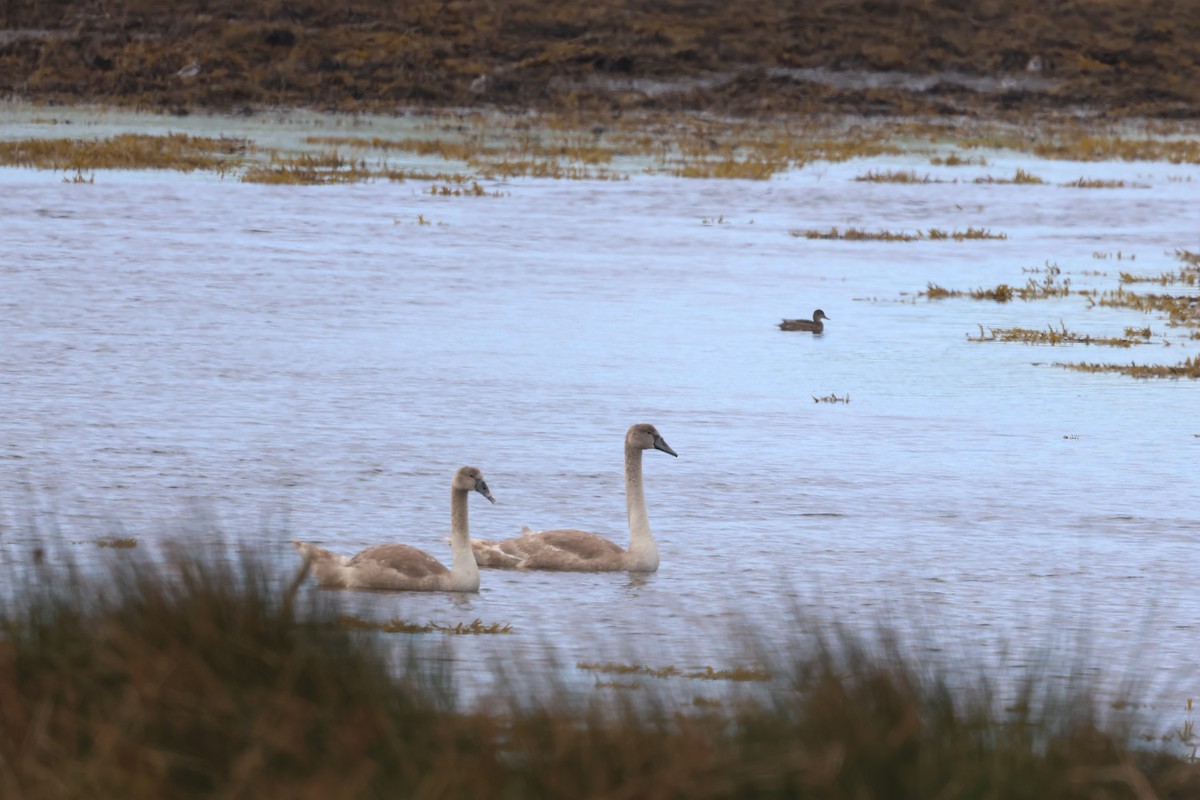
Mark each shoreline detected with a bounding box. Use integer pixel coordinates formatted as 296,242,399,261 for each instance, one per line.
3,0,1199,121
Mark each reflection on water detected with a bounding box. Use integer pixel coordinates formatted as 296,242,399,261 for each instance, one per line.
1,134,1198,716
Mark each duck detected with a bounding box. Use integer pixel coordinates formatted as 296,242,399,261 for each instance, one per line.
779,309,830,333
293,466,494,592
471,424,676,572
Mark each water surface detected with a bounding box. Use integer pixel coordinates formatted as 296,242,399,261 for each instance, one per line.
1,119,1197,719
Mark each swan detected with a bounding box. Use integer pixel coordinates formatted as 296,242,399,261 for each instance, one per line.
778,309,830,333
293,466,494,592
472,424,676,572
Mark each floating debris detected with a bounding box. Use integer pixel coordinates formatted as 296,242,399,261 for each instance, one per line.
1062,177,1127,188
794,227,1006,242
336,615,513,635
94,538,138,549
577,662,772,682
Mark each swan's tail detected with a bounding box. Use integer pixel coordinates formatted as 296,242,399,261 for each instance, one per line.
470,538,523,568
292,541,352,586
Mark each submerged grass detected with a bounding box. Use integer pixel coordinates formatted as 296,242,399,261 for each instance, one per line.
1091,287,1200,328
576,662,772,682
922,265,1070,304
973,168,1045,185
1063,177,1128,188
929,153,987,166
854,169,937,184
1,545,1198,797
792,227,1005,242
0,134,248,174
1057,355,1200,379
921,251,1200,378
4,114,1200,190
968,322,1151,348
94,536,138,548
336,614,513,635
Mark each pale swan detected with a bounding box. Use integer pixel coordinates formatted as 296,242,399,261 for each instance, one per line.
778,309,830,333
293,466,494,592
472,424,676,572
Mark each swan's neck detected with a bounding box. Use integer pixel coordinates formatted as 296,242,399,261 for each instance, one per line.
449,487,481,590
624,444,659,571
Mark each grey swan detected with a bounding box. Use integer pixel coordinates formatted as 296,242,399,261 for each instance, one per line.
471,424,676,572
294,466,494,592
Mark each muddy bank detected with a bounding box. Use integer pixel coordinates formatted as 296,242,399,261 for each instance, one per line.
2,0,1198,120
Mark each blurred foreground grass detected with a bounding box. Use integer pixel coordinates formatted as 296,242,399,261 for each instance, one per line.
1,546,1197,798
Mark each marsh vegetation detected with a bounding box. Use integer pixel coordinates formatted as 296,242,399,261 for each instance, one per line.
4,0,1200,122
918,248,1200,377
2,546,1198,798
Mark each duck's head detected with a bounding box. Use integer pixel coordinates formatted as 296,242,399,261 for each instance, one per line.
454,466,495,503
626,423,677,457
813,309,831,321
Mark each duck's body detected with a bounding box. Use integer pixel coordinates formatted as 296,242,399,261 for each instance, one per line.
471,424,676,572
294,466,494,592
779,309,830,333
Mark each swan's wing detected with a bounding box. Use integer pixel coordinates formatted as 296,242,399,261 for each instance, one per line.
498,529,626,570
471,538,524,568
349,543,449,579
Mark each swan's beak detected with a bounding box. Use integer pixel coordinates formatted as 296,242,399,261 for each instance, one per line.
475,479,496,504
653,436,678,457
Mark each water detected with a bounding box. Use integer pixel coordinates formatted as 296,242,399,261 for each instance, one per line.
1,114,1198,719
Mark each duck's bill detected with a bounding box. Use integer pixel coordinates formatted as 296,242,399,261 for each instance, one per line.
654,437,678,457
476,480,496,503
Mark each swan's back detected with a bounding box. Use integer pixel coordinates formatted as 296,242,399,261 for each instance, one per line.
349,544,450,580
295,541,454,590
473,527,628,571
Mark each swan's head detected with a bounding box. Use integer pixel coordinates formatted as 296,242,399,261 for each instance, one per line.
813,309,830,321
454,466,496,503
627,423,677,457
